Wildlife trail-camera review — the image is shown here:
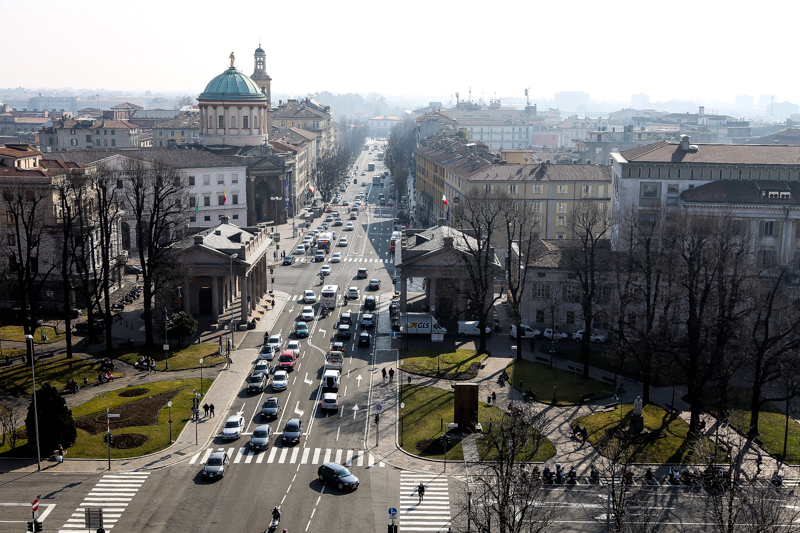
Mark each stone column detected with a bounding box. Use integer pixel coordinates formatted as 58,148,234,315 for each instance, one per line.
400,276,408,313
247,177,257,226
240,275,249,325
183,277,191,314
211,276,219,323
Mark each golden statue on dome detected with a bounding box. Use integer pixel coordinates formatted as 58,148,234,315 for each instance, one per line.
229,51,235,68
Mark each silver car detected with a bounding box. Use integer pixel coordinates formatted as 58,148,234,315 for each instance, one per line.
222,415,244,440
203,451,229,479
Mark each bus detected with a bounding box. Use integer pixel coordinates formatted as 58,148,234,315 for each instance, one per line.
367,163,375,171
317,232,333,252
372,174,381,186
320,285,339,309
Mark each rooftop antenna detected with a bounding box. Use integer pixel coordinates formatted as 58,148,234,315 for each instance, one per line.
469,86,472,103
525,88,530,106
455,92,459,104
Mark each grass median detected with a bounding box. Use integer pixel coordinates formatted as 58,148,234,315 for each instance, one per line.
112,343,224,371
399,383,555,462
0,356,123,396
0,325,67,344
509,359,611,406
400,348,485,379
0,378,214,459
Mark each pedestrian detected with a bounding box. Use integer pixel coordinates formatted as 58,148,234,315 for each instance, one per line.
203,403,209,417
388,368,394,382
135,274,139,283
226,355,232,369
382,367,387,382
274,250,277,260
417,482,425,503
209,403,215,417
56,444,64,464
5,355,9,367
756,452,763,474
150,359,156,373
491,391,496,404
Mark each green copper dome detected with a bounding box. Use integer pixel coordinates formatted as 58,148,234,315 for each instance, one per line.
199,67,266,102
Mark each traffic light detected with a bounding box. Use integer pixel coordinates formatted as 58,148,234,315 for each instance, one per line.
270,268,274,275
109,434,113,445
374,413,380,424
33,521,42,532
27,521,33,532
387,524,398,533
103,434,108,443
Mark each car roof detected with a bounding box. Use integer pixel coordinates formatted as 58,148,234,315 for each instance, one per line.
254,424,270,432
273,370,288,378
360,331,370,336
322,392,338,399
281,349,295,355
265,396,279,402
209,451,226,459
226,415,241,422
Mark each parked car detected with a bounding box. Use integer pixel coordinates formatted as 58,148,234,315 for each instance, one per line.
261,397,281,419
124,264,142,275
203,451,229,479
509,324,541,339
317,462,359,490
222,415,245,440
572,330,606,343
542,328,568,341
249,425,272,451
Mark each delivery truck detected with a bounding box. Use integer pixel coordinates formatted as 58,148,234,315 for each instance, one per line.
400,313,447,335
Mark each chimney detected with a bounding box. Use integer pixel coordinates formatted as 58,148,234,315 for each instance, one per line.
679,134,691,151
443,236,454,247
220,215,230,224
193,235,204,244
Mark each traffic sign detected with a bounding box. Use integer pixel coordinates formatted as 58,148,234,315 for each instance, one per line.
392,332,397,338
376,404,382,411
32,498,39,513
388,507,397,517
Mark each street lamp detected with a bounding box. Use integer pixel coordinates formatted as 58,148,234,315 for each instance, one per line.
25,335,41,471
229,253,238,352
164,309,170,370
193,389,200,445
270,196,283,229
400,402,405,446
199,358,204,396
167,401,173,443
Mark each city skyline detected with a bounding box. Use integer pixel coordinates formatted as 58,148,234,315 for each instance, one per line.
4,0,799,108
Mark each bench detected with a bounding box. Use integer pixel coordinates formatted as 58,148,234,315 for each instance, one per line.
535,356,550,363
119,339,135,348
568,365,583,374
210,324,219,331
580,392,596,403
601,375,617,385
604,402,619,411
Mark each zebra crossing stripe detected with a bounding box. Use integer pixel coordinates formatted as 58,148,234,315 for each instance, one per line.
267,446,278,463
323,449,332,463
245,449,255,463
62,472,150,531
233,446,247,463
356,452,363,466
334,449,343,464
301,447,310,464
312,447,321,464
345,450,354,466
256,448,267,463
290,447,300,463
278,447,289,463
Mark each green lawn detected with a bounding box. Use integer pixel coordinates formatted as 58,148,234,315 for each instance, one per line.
544,345,681,388
0,325,67,344
703,387,800,463
399,384,555,462
0,356,123,396
400,348,485,378
112,343,224,371
575,403,700,464
0,378,214,459
509,359,612,406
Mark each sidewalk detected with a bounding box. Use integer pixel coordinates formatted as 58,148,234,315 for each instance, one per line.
0,290,291,474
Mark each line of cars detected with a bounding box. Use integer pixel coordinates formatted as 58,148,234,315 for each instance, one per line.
509,324,606,343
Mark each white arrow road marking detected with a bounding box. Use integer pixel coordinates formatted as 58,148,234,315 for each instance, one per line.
294,401,304,417
356,374,363,387
352,404,359,419
236,403,245,416
304,372,313,385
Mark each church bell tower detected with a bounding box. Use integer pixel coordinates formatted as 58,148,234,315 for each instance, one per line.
252,45,272,128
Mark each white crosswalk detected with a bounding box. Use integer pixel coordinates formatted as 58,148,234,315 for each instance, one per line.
60,472,150,531
399,472,452,532
189,446,385,468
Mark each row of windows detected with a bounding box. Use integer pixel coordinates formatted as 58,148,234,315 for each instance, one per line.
629,166,797,181
188,193,240,207
157,130,188,137
187,174,239,186
189,213,240,223
211,115,259,129
277,120,319,129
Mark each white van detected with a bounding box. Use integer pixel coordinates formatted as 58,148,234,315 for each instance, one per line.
458,321,491,337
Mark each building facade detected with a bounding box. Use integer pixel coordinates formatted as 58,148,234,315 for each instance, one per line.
38,117,141,151
272,99,333,154
153,113,201,147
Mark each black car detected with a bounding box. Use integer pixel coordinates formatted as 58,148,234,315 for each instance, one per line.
317,462,359,490
358,331,370,347
337,324,351,339
364,296,376,310
260,397,281,419
282,255,295,265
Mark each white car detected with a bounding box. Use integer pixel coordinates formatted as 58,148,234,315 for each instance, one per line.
301,306,315,321
286,340,301,356
267,334,283,353
222,415,245,440
542,328,568,341
295,244,306,255
320,392,340,411
572,330,606,343
347,287,359,300
321,265,331,276
253,361,271,376
330,252,341,263
272,370,289,391
338,237,348,247
345,222,354,231
304,290,317,303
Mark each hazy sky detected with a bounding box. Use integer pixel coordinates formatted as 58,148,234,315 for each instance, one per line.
5,0,799,106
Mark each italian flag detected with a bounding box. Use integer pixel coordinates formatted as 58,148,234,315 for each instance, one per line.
442,193,448,205
195,199,199,214
223,189,227,204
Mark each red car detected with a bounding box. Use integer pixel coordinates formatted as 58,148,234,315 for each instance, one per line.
278,350,296,371
349,213,357,220
331,341,346,355
326,207,333,213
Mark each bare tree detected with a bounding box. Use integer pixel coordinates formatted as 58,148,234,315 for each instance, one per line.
450,188,504,353
457,405,556,533
312,145,351,203
0,404,22,449
383,117,415,201
561,198,612,377
121,158,190,348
